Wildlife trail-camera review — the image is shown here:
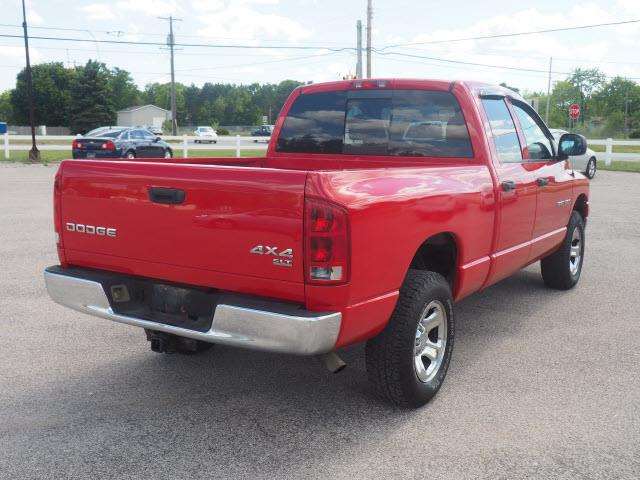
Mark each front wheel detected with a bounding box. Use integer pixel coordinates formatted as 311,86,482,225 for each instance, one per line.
585,157,597,179
125,150,135,159
541,210,585,290
164,148,173,158
366,270,454,408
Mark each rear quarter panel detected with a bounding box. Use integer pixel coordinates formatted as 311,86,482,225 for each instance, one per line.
306,165,496,346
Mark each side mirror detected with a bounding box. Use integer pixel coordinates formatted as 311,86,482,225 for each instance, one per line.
558,133,587,160
154,136,161,142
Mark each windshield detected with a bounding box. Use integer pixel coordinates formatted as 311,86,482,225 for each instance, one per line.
276,89,473,158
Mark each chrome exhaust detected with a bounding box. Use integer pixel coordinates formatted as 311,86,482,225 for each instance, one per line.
319,351,346,373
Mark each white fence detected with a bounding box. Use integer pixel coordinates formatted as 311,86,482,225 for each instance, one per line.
585,139,640,165
2,134,639,164
2,134,269,160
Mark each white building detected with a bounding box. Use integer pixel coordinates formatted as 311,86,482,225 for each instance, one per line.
116,105,170,129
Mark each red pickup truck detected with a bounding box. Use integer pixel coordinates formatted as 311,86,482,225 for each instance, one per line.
45,79,589,407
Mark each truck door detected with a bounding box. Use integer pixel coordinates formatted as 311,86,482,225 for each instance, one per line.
510,101,574,261
480,97,538,285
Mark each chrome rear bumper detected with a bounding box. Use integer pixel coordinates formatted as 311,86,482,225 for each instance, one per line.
44,267,341,355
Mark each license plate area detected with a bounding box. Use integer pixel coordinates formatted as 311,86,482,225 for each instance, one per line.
52,267,219,332
108,279,218,332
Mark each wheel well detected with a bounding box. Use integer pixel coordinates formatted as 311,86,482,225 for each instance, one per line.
409,233,457,286
574,193,588,220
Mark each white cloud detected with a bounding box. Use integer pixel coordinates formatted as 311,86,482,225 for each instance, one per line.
116,0,180,16
194,3,310,42
80,3,116,21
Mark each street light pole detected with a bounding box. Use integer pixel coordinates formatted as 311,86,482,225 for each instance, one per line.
21,0,39,162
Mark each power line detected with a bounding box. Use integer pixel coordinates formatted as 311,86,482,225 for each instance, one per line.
0,33,355,52
377,50,640,81
378,18,640,50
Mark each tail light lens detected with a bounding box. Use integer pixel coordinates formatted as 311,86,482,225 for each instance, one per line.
102,140,116,151
305,198,349,284
72,139,82,149
53,170,62,244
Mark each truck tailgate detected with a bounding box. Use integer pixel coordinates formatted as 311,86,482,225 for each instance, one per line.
58,160,307,288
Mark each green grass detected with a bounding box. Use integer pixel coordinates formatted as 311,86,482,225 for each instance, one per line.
599,160,640,173
1,149,265,164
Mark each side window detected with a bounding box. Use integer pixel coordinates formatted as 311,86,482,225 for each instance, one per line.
481,98,523,163
512,103,553,160
130,130,144,140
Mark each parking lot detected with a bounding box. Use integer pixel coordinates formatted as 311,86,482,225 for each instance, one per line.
0,165,638,479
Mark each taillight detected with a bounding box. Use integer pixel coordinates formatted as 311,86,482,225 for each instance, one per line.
53,170,62,244
102,140,116,151
72,139,82,149
305,198,349,284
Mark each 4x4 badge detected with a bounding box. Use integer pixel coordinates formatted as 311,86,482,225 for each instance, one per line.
250,245,294,267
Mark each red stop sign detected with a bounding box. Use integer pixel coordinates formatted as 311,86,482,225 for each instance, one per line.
569,103,580,120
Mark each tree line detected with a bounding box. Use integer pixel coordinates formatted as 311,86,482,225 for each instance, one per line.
0,61,638,138
0,60,303,134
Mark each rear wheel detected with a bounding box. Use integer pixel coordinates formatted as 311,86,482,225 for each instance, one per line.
366,270,454,408
125,150,135,159
541,210,585,290
164,148,172,159
585,157,596,179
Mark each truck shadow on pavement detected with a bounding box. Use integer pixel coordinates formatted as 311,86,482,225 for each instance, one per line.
9,266,560,478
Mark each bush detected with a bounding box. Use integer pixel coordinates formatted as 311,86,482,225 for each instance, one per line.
216,127,230,136
630,130,640,139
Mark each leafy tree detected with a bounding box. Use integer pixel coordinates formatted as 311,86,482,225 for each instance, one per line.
567,68,606,124
68,60,116,134
10,62,75,126
0,90,13,122
108,68,141,111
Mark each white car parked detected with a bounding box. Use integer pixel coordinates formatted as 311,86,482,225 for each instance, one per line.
194,126,218,144
550,129,597,179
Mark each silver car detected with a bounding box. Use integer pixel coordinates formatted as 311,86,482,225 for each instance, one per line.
550,129,597,179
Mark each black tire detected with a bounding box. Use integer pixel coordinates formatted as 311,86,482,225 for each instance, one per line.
366,270,454,408
541,210,585,290
164,148,173,158
585,157,596,179
195,140,200,144
125,150,135,159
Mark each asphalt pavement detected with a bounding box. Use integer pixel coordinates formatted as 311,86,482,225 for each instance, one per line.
0,165,638,479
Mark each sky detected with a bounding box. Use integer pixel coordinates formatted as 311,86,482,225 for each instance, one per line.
1,0,639,94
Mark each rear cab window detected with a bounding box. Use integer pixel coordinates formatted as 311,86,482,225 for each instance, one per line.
276,89,473,158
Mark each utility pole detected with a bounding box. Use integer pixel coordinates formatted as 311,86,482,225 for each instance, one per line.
356,20,363,79
21,0,39,162
545,57,553,124
366,0,372,78
624,93,630,134
160,16,182,135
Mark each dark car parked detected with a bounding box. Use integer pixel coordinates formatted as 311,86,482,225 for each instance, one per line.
72,127,173,159
251,125,273,136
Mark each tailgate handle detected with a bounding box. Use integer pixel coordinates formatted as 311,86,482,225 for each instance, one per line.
148,187,186,205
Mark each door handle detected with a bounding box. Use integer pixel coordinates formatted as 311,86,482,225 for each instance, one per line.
501,180,516,192
536,177,549,187
148,187,186,205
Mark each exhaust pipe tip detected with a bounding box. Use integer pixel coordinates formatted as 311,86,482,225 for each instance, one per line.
319,351,346,374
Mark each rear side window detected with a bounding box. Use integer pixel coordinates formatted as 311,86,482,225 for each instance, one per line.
276,90,473,158
481,98,523,163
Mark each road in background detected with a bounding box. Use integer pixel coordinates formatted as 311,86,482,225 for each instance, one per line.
0,166,638,479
